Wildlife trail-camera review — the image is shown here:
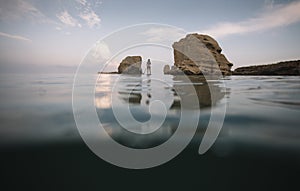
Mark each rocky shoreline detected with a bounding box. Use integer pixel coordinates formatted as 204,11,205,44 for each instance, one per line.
233,60,300,76
98,33,299,76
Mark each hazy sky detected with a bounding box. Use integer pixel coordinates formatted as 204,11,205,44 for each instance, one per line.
0,0,300,72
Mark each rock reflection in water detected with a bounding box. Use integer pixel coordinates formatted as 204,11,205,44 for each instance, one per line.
116,75,225,109
95,74,226,148
117,75,143,105
171,75,225,109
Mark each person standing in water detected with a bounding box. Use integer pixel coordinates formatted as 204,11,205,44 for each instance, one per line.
146,59,151,75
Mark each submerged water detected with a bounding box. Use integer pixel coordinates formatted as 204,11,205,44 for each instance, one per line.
0,73,300,156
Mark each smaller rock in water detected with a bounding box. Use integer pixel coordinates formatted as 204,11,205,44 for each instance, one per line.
163,65,170,74
164,65,183,75
118,56,142,74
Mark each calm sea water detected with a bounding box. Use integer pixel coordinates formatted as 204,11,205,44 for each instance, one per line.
0,73,300,156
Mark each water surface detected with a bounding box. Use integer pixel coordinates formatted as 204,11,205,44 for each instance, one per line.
0,73,299,156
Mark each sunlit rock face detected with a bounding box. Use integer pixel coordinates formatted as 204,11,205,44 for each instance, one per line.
166,34,233,75
118,56,142,74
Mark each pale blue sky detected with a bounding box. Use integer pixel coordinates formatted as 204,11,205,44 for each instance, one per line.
0,0,300,72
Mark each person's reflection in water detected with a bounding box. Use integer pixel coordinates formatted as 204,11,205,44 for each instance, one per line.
145,78,151,105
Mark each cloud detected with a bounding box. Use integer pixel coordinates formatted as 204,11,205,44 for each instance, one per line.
264,0,275,10
77,0,87,6
142,27,186,42
76,0,102,28
0,31,31,42
201,1,300,38
0,0,55,24
56,11,81,27
0,0,102,29
79,11,101,28
91,41,111,60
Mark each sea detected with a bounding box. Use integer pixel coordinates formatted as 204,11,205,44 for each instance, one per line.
0,72,299,190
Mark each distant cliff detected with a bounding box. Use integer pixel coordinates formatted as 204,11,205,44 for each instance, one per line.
233,60,300,75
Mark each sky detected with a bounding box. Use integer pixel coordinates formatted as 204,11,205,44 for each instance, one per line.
0,0,300,73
